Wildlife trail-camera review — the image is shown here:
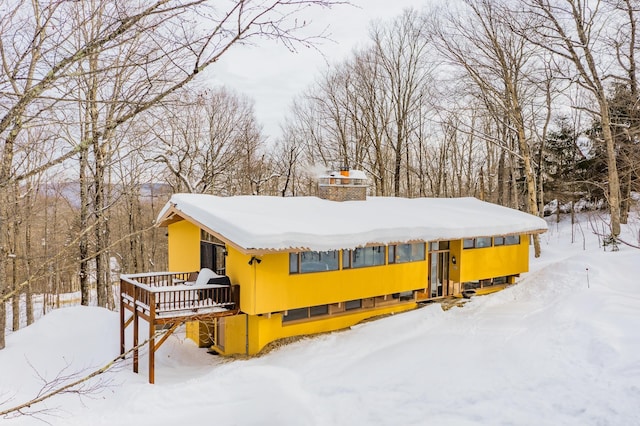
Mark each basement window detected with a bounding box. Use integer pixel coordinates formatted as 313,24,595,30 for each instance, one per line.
283,304,329,323
345,299,362,310
283,308,308,322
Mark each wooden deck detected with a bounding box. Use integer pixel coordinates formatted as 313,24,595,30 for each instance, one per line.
119,272,239,383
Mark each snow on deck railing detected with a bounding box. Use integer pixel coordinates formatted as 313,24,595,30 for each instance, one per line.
120,272,237,316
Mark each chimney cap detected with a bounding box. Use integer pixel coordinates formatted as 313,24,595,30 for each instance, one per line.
319,169,368,181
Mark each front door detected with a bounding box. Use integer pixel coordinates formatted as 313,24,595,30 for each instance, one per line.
429,244,450,298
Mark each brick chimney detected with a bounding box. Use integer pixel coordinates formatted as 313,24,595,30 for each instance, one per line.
317,168,368,201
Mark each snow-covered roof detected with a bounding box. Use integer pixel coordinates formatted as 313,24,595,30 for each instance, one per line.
157,194,548,253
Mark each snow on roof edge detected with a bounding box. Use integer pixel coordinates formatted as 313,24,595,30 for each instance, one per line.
156,194,548,253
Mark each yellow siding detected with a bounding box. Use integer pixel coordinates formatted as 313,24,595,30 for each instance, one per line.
225,246,427,316
458,235,529,282
213,302,417,356
167,220,200,272
166,218,534,355
185,320,214,347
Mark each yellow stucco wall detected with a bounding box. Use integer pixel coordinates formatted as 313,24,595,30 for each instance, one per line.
167,220,200,272
457,235,529,282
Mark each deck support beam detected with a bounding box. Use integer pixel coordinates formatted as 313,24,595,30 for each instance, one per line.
119,274,239,384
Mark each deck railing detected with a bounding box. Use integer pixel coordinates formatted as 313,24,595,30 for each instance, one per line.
119,272,239,384
120,272,238,318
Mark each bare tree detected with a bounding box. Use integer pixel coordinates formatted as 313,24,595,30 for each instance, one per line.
518,0,624,237
371,9,432,196
149,88,263,194
0,0,347,349
429,0,549,256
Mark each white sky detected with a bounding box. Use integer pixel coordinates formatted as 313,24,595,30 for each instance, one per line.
203,0,430,143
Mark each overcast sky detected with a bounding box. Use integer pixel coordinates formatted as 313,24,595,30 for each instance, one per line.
202,0,430,143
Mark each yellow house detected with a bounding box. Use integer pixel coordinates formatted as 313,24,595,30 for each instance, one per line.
151,170,548,356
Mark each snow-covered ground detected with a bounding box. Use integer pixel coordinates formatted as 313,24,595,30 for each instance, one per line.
1,212,639,425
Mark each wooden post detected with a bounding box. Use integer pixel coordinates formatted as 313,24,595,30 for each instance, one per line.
133,302,139,374
149,293,156,384
119,289,125,355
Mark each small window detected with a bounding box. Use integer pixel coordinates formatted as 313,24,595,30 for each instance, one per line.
505,235,521,245
201,230,224,244
342,250,351,269
345,299,362,310
283,308,308,322
463,281,481,290
388,245,396,264
493,276,507,285
309,305,328,317
429,242,439,251
463,239,475,249
476,237,492,248
494,236,505,246
439,241,450,250
289,253,299,274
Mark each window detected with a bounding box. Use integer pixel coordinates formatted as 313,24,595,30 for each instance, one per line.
289,250,339,274
476,237,492,248
309,305,329,317
344,246,385,269
393,243,425,263
289,253,298,273
463,237,492,249
283,308,308,322
345,299,362,310
493,276,507,285
463,276,508,290
201,230,224,245
494,236,505,246
388,245,396,264
283,305,329,322
505,235,521,245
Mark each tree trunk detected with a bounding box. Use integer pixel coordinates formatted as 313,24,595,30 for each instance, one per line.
79,148,90,306
600,109,622,236
25,203,33,325
620,167,631,225
479,167,485,201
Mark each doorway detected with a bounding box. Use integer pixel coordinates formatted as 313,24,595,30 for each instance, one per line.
200,241,226,275
429,242,450,298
